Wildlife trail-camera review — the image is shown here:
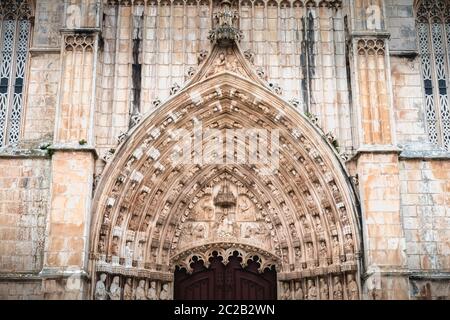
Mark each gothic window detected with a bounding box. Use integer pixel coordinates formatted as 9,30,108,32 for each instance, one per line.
416,0,450,150
0,0,31,147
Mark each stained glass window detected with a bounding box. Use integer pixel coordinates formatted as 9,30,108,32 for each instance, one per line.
417,0,450,150
0,0,31,147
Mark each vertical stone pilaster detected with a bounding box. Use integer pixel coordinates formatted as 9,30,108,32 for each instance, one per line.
347,0,408,299
40,0,101,300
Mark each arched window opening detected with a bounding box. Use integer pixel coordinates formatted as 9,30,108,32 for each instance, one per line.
0,0,32,147
416,0,450,150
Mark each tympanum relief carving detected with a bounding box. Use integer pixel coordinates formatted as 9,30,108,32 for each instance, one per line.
177,178,274,253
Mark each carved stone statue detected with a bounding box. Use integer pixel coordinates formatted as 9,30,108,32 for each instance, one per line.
347,274,359,300
109,276,121,300
294,282,304,300
217,213,235,238
125,242,133,267
344,234,355,259
332,236,341,264
214,1,238,27
319,278,329,300
301,215,311,233
147,281,158,300
159,283,170,300
306,242,314,260
307,280,317,300
111,236,119,256
95,273,108,300
123,278,133,300
193,224,207,240
135,280,146,300
333,276,343,300
281,282,291,300
98,235,106,254
319,241,328,266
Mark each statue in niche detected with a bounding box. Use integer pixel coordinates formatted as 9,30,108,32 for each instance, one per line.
98,235,106,254
123,278,133,300
193,224,207,240
295,247,302,260
289,223,298,239
281,282,291,300
305,193,315,208
137,189,148,204
314,215,323,233
137,242,145,262
344,234,355,257
125,241,133,267
306,243,314,260
141,215,151,231
325,208,336,227
332,236,341,264
339,207,350,226
238,197,254,221
129,215,140,231
208,52,227,77
301,215,311,233
216,213,235,238
108,276,121,300
95,273,108,300
103,211,111,226
160,283,170,300
333,276,343,300
319,241,328,267
214,1,238,27
320,278,329,300
294,282,304,300
147,281,158,300
135,280,146,300
347,274,359,300
307,280,318,300
112,176,124,194
111,236,119,256
116,207,126,226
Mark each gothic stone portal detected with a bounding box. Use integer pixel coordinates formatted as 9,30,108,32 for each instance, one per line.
90,41,362,301
174,252,277,300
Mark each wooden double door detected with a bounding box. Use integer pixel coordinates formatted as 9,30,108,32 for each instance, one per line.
174,253,277,300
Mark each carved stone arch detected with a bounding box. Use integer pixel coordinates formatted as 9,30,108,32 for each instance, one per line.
89,40,362,300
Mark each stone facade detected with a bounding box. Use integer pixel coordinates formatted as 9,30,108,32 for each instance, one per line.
0,0,449,300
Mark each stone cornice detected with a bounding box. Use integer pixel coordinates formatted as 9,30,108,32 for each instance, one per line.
49,144,99,159
350,31,391,40
0,148,50,159
347,145,402,162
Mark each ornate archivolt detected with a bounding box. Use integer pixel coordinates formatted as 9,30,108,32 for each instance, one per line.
89,15,361,299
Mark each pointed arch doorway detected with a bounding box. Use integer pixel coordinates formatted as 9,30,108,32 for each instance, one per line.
174,251,277,300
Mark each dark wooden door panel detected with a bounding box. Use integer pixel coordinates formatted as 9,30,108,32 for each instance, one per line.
174,253,277,300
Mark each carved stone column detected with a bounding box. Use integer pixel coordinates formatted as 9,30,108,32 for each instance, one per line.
40,0,100,300
344,0,408,300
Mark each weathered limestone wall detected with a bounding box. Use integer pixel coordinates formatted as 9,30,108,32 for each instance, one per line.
400,159,450,299
95,1,353,156
391,56,428,144
356,153,408,300
22,53,60,141
385,0,417,53
0,157,51,299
